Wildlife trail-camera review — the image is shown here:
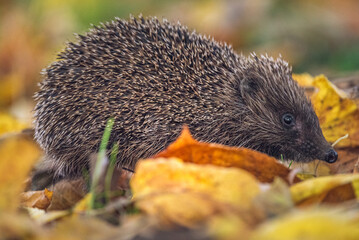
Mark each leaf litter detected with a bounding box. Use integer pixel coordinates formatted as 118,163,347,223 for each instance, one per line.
0,73,359,239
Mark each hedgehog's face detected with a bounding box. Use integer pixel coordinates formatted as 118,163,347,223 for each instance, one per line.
237,55,337,163
274,108,338,164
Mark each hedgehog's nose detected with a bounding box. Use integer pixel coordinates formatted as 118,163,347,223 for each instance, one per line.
325,149,338,163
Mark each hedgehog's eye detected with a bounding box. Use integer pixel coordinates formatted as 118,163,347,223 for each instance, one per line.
281,113,295,128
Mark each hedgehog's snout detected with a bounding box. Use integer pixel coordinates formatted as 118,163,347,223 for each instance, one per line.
313,144,338,164
296,138,338,163
324,148,338,163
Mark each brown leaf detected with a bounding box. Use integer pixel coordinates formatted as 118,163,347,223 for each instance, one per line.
20,188,53,210
47,178,87,211
155,126,297,184
321,183,356,203
328,148,359,174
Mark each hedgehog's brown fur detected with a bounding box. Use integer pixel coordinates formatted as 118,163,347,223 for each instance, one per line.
34,16,337,178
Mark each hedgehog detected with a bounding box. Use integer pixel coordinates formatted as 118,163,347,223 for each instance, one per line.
34,16,338,179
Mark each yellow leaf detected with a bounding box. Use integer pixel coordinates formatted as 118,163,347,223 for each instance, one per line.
208,215,252,240
73,193,92,213
351,178,359,199
292,73,314,87
252,209,359,240
290,174,359,205
0,135,41,211
131,158,261,226
293,74,359,147
0,73,22,107
312,75,359,147
0,112,28,136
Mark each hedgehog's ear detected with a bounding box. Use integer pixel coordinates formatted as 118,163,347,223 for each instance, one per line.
239,77,260,104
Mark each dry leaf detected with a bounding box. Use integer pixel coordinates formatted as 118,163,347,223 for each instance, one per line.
312,75,359,147
47,178,87,211
44,216,120,240
292,73,314,87
253,178,294,217
131,158,261,227
20,188,53,209
208,215,252,240
0,212,44,239
0,112,28,136
0,135,41,211
0,73,22,107
290,174,359,205
328,148,359,174
252,209,359,240
293,74,359,147
155,127,297,183
26,207,69,225
72,193,92,213
293,74,359,173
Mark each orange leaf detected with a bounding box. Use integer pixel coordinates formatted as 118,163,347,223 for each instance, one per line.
155,126,296,183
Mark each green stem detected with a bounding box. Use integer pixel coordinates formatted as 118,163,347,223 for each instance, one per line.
89,117,114,210
105,143,119,203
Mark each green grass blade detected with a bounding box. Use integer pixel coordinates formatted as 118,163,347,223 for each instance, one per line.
89,117,115,210
105,143,119,203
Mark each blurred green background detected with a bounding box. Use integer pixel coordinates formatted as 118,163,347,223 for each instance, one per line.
0,0,358,120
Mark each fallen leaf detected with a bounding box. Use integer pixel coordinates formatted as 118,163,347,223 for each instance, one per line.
0,73,22,107
311,75,359,147
293,74,359,174
0,212,44,239
321,183,356,203
252,209,359,240
328,148,359,174
131,158,262,227
253,177,294,217
28,208,71,225
20,188,53,209
0,112,28,136
292,73,314,87
47,178,87,211
0,134,41,211
290,174,359,205
354,158,359,173
208,215,252,240
46,215,120,240
73,193,92,213
155,127,297,183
